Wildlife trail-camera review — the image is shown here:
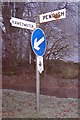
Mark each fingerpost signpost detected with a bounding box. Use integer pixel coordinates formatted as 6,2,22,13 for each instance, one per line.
10,8,66,112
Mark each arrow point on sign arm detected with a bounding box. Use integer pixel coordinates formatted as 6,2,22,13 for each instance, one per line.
10,18,13,25
10,19,12,24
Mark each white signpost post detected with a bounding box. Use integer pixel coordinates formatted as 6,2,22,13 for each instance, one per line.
10,8,66,112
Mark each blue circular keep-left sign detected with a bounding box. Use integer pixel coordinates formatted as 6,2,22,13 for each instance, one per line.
31,28,46,56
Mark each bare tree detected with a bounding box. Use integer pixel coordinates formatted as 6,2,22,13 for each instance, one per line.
2,2,78,72
2,2,25,71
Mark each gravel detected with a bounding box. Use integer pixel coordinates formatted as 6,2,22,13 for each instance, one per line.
2,89,79,118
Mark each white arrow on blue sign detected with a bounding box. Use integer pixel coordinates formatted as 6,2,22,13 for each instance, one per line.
31,28,46,56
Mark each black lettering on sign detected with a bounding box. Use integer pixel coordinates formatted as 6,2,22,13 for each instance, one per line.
49,14,52,19
60,11,64,16
15,21,21,26
22,23,24,26
24,23,28,27
46,15,49,19
43,15,46,20
14,21,17,24
19,22,22,26
12,20,15,24
32,25,34,28
43,15,49,20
